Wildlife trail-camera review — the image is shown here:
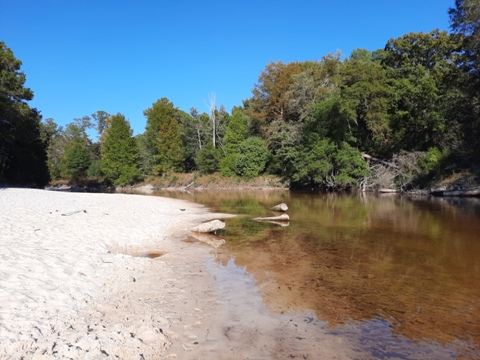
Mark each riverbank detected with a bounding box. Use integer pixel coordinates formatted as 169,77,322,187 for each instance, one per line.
0,188,232,359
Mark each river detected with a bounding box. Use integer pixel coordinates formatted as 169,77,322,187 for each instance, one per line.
152,189,480,359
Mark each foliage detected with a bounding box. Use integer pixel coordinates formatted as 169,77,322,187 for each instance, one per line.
143,98,185,175
233,137,270,179
220,154,237,177
0,41,49,186
340,59,392,155
220,107,250,176
289,138,368,189
101,114,140,185
449,0,480,162
383,30,464,153
195,142,220,175
62,142,91,181
5,1,479,189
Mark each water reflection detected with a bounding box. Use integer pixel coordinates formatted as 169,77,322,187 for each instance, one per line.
155,190,480,358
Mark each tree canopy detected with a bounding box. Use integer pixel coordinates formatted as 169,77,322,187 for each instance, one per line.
0,41,49,187
3,0,479,190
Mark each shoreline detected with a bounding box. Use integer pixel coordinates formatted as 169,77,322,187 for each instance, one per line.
0,188,231,359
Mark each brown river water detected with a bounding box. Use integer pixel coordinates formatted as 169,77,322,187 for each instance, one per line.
153,190,480,359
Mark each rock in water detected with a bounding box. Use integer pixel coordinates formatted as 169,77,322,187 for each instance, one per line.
270,203,288,212
190,219,225,233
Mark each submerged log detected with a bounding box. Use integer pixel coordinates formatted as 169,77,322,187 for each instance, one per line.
378,188,399,193
190,219,225,233
430,185,448,194
253,214,290,222
270,203,288,212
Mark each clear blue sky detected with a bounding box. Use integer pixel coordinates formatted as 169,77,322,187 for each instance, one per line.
1,0,454,136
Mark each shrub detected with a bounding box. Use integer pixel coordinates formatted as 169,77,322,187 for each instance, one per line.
233,137,270,179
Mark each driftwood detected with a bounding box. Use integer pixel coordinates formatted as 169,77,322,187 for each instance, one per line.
362,153,398,169
253,214,290,222
61,210,86,216
378,188,399,193
430,185,448,194
184,181,195,189
190,219,225,233
270,203,288,212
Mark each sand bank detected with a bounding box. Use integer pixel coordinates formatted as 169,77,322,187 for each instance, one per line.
0,188,229,359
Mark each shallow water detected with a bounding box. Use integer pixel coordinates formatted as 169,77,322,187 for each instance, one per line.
155,190,480,359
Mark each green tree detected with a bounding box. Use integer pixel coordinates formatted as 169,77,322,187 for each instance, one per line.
449,0,480,161
102,114,140,185
176,108,211,171
290,137,368,189
220,107,249,176
156,113,185,174
340,58,392,155
234,137,270,179
63,142,91,181
143,98,185,175
350,48,373,62
449,0,480,39
382,30,464,153
195,142,220,174
0,41,49,186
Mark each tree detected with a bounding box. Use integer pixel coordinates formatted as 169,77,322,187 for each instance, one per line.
195,142,220,175
42,118,65,179
249,60,305,124
101,114,140,185
220,107,249,176
449,0,480,161
289,137,368,190
340,58,392,155
449,0,480,38
156,112,185,174
350,48,373,62
63,142,91,181
382,30,464,153
234,137,270,179
222,107,249,153
0,41,49,186
143,98,185,175
91,110,111,138
207,93,217,147
176,108,211,171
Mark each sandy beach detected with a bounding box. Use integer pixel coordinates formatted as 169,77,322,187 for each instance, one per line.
0,188,233,359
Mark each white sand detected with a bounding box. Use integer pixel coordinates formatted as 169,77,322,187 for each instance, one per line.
0,188,225,359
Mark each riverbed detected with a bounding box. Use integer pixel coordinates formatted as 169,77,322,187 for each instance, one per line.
154,189,480,359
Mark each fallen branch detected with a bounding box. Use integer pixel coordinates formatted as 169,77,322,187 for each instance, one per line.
362,153,398,169
61,210,86,216
184,181,195,189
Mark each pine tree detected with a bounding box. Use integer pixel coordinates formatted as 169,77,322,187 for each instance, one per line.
102,114,140,185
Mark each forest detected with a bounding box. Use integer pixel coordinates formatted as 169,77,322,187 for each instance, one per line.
1,0,479,190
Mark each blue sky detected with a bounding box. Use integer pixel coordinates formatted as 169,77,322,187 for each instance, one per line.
1,0,454,136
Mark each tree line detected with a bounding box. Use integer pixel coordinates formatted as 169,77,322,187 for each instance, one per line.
1,0,479,189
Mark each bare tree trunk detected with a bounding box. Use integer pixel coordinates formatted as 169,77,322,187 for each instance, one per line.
207,93,216,148
196,124,202,150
